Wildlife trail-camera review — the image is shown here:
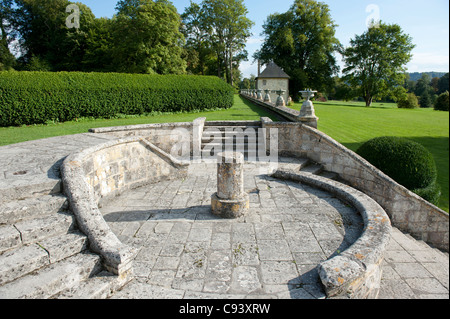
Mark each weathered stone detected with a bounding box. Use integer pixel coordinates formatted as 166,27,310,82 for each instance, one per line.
211,152,249,219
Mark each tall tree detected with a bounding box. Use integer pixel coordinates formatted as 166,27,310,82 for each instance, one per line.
342,22,415,107
255,0,340,98
0,0,17,70
199,0,253,86
110,0,186,74
12,0,98,71
181,1,214,75
438,73,449,94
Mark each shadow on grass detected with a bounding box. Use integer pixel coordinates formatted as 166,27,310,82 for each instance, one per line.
312,101,397,110
237,96,287,122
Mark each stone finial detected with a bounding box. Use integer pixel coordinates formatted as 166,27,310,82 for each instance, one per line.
256,89,263,100
298,89,319,128
263,90,271,103
275,90,286,107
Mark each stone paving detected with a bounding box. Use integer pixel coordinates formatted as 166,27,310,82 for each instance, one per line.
0,134,448,299
100,161,449,299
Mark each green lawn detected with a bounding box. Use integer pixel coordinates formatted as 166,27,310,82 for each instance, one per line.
0,95,448,212
0,95,278,146
292,100,449,212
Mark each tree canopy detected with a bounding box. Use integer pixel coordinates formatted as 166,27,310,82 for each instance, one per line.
255,0,340,99
110,0,186,74
181,0,253,87
3,0,187,74
341,22,415,107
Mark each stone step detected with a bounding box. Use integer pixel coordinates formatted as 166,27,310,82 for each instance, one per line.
317,170,339,181
299,163,323,175
0,231,88,286
201,142,265,149
203,125,261,130
277,158,310,172
54,271,124,299
0,252,102,299
0,174,62,204
0,212,76,254
0,194,68,225
202,133,262,140
201,149,261,157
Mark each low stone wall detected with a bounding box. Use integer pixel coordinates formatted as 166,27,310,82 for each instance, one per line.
273,170,391,299
61,137,189,278
241,93,300,122
89,122,196,157
262,117,449,252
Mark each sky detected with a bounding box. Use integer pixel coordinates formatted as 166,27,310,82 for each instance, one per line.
78,0,449,78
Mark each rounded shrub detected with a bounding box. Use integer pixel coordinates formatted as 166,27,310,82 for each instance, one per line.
412,182,441,206
356,136,438,191
434,91,449,111
397,93,419,109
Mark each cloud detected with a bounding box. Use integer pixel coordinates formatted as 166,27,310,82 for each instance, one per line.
246,37,264,45
407,52,449,72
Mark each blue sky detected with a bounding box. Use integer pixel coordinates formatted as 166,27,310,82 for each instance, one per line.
79,0,449,78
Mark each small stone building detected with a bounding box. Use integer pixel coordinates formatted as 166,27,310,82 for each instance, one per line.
256,61,290,104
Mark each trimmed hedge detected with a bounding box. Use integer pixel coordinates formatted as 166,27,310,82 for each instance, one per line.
0,71,234,127
356,136,440,205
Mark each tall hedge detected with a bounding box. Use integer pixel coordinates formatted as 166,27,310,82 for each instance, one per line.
0,71,234,127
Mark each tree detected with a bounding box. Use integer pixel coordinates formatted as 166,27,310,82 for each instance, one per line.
434,91,449,111
181,1,216,75
255,0,340,99
438,73,449,94
110,0,186,74
198,0,253,86
342,22,415,107
11,0,99,71
80,17,114,72
0,0,17,70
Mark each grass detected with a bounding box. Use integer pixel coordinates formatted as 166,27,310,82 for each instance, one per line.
0,95,278,146
0,95,448,212
291,100,449,212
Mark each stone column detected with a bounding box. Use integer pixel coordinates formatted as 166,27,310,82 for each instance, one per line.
211,152,249,218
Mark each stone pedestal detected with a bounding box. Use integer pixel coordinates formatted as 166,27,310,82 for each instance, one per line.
211,152,249,219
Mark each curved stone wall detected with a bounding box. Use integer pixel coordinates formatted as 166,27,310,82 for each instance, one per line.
273,170,391,298
61,137,189,277
262,117,449,252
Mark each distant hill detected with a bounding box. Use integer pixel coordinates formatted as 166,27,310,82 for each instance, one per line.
407,72,448,82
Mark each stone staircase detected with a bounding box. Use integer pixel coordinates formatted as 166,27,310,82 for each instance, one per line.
0,178,122,299
201,122,265,160
200,121,339,181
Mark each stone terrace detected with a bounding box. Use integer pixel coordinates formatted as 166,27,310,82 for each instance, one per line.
0,131,448,299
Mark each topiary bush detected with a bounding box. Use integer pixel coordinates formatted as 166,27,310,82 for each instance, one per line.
434,91,449,111
356,136,440,205
397,93,419,109
0,71,235,127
